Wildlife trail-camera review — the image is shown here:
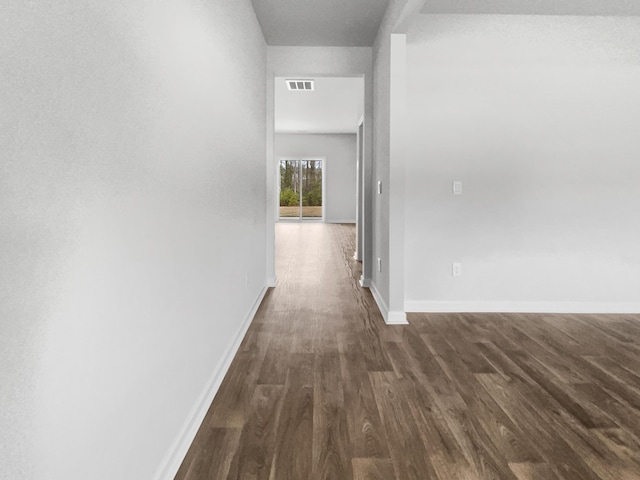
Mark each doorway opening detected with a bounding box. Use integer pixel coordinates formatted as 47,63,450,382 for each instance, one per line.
279,158,324,221
271,74,366,283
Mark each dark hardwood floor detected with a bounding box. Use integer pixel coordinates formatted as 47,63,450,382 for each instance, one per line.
175,223,640,480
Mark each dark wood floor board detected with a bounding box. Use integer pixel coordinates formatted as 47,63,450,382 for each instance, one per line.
337,333,390,459
384,337,492,480
506,315,640,429
175,224,640,480
383,340,439,411
508,462,561,480
208,346,268,428
351,458,395,480
506,314,591,384
509,316,640,414
355,311,393,372
507,349,614,429
439,406,521,480
578,357,640,413
421,334,543,466
573,383,640,444
566,314,640,363
369,371,440,480
520,384,639,480
541,313,623,357
174,427,241,480
620,315,640,336
257,333,293,385
591,428,640,466
226,385,283,480
583,355,640,394
312,352,351,480
475,341,538,386
402,392,475,480
476,374,605,480
433,313,497,374
311,400,352,480
530,314,603,356
578,314,639,346
517,319,640,413
406,312,442,334
269,352,314,480
399,333,466,408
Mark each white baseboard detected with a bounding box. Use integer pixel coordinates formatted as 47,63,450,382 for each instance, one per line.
369,282,408,325
404,300,640,314
387,311,409,324
153,285,269,480
359,276,371,288
369,282,388,320
266,275,277,288
325,219,356,224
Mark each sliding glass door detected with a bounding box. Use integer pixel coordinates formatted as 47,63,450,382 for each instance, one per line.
279,159,323,220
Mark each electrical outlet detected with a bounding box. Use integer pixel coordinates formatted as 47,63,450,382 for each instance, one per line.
453,181,462,195
377,181,382,195
452,262,462,277
378,257,382,272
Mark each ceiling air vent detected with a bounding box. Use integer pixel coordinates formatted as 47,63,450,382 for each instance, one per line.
286,79,314,91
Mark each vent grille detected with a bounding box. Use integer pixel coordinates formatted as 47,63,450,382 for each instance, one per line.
286,79,314,91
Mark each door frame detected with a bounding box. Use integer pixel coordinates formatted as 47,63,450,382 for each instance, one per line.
267,71,371,289
355,116,364,261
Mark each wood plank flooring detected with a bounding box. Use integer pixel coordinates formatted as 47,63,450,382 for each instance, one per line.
175,223,640,480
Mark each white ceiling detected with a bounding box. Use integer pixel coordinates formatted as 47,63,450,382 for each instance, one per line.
251,0,391,46
421,0,640,15
275,77,364,134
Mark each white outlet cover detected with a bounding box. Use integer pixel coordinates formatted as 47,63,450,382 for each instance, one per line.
453,181,462,195
452,262,462,276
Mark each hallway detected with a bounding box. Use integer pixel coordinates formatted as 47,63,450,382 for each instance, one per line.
175,222,393,479
175,223,640,480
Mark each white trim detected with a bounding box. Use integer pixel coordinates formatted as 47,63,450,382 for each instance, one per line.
369,281,387,319
325,219,356,224
404,300,640,314
359,276,371,288
153,285,269,480
274,130,358,135
266,275,277,288
369,281,408,325
387,311,409,325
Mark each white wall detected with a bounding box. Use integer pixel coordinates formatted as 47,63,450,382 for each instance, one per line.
405,15,640,312
371,0,423,323
372,17,392,311
275,76,364,134
266,47,374,284
275,134,357,222
0,1,266,479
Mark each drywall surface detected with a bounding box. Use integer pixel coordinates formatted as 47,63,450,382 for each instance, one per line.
0,1,266,478
266,47,374,283
275,133,357,222
275,76,364,134
372,0,421,319
372,26,392,310
405,15,640,310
